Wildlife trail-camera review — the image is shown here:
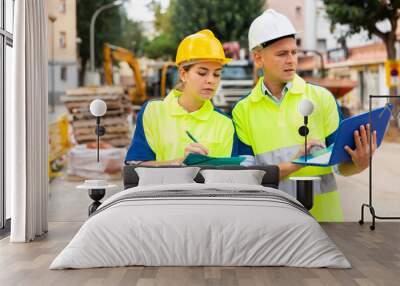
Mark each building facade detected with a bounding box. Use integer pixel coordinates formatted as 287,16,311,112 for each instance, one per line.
266,0,390,111
266,0,380,51
326,43,388,110
47,0,78,107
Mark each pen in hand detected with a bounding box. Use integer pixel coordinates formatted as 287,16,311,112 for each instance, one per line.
184,131,209,156
185,130,198,143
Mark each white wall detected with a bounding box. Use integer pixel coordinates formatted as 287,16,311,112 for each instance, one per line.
304,0,317,50
379,64,389,95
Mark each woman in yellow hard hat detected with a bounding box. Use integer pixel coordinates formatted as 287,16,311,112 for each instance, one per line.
125,29,238,166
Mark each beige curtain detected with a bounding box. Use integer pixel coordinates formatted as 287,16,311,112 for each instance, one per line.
9,0,49,242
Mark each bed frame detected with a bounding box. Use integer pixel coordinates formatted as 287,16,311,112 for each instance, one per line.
123,165,280,190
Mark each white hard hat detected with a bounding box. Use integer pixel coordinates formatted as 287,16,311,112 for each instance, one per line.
248,9,297,51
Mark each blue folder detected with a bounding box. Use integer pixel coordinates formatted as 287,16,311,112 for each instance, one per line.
292,104,393,167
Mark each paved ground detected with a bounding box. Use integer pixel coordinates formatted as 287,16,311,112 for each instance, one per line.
48,142,400,223
336,142,400,222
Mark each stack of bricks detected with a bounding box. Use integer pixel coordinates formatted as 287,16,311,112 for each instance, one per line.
62,86,132,147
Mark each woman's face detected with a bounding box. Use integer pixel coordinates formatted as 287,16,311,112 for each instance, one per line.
180,61,223,101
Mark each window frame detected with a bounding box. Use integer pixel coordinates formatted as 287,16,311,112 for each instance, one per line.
59,0,66,14
0,0,14,232
59,31,66,49
60,65,67,81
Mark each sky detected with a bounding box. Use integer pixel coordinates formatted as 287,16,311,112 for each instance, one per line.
125,0,170,22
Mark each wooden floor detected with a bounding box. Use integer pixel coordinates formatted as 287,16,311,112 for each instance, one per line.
0,222,399,286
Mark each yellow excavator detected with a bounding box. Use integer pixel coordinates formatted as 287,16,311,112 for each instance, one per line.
103,43,177,104
160,61,177,98
103,43,150,105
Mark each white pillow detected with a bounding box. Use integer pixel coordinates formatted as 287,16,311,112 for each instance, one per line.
135,167,200,186
200,169,266,185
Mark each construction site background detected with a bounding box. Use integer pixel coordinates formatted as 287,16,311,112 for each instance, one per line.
46,0,400,182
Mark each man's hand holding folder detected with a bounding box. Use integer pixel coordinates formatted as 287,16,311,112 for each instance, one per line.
292,104,390,175
341,124,377,175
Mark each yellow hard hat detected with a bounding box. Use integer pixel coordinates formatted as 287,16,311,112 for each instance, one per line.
175,29,232,66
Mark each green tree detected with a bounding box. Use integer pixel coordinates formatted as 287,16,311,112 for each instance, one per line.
323,0,400,121
77,0,125,85
149,0,173,34
118,16,148,57
170,0,265,48
323,0,400,60
143,34,176,59
143,0,176,59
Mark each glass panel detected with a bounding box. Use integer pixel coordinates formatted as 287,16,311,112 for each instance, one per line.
5,0,14,33
0,38,4,227
0,0,3,29
5,43,12,219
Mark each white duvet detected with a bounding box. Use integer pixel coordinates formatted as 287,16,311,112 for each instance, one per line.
50,183,351,269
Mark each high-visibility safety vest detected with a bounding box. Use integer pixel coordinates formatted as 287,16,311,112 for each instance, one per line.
126,89,238,162
232,75,342,221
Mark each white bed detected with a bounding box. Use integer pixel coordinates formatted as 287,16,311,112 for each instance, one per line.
50,183,351,269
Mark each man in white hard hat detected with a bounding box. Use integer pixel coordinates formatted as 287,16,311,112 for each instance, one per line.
232,9,376,221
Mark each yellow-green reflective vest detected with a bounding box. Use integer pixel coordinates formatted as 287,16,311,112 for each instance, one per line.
126,89,238,162
232,75,343,221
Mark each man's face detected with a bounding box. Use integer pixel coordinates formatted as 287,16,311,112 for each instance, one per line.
253,37,298,83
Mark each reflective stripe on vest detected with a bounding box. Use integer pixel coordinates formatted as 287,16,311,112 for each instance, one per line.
255,145,336,196
232,75,343,221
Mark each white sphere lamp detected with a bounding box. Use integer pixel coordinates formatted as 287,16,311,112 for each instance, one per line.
90,99,107,117
298,99,314,116
89,99,107,162
297,99,315,162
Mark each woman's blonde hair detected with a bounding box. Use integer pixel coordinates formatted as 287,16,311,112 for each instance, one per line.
174,64,193,92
